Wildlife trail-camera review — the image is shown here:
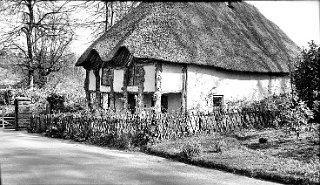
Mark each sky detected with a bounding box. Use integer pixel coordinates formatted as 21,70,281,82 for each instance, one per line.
247,1,320,49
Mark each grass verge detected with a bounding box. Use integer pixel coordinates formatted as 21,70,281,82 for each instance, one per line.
146,127,319,185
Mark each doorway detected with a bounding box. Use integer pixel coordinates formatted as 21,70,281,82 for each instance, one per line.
128,93,136,114
161,95,168,113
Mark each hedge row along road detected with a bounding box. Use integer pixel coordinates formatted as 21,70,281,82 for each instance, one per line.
0,129,281,185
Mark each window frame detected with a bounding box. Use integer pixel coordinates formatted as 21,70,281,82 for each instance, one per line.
212,95,224,110
101,68,113,86
127,65,140,86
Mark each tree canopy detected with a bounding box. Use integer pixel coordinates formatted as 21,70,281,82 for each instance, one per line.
292,40,320,120
0,1,139,88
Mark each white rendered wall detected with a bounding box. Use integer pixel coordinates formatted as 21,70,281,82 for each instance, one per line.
113,69,124,92
88,70,96,91
143,64,156,92
187,65,290,112
161,64,183,93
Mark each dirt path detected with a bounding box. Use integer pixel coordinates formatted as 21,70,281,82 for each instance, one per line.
0,129,282,185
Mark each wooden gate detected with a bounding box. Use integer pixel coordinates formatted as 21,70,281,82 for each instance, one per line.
1,106,15,129
0,89,14,129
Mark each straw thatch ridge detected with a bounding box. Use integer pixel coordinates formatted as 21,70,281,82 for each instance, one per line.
76,2,299,73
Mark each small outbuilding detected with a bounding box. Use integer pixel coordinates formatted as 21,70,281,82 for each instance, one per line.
75,2,299,113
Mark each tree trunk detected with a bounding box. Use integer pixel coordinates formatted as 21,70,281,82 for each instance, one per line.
110,2,114,27
154,63,162,114
105,1,109,31
26,0,34,89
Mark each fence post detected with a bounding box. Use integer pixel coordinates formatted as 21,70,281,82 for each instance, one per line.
14,99,19,131
2,106,4,129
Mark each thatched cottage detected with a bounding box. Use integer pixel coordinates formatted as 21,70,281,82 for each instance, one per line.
75,2,299,113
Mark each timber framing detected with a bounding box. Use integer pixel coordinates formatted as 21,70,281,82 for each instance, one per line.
182,65,187,114
84,69,92,109
136,64,145,113
109,68,115,110
154,62,162,113
94,69,101,108
122,68,129,110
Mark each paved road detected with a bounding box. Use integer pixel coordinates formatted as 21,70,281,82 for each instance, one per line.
0,129,282,185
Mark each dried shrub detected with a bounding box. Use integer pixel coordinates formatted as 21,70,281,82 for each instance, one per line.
234,94,312,132
181,141,202,158
132,131,150,147
114,134,132,150
211,139,227,153
46,93,65,113
88,133,115,146
44,116,67,138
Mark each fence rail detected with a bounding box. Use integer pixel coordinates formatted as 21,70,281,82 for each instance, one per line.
1,106,15,128
28,108,279,142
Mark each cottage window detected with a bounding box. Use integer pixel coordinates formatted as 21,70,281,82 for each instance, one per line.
127,65,140,86
212,95,224,110
101,68,113,86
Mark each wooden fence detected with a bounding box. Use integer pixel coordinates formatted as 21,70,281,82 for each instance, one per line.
28,108,279,142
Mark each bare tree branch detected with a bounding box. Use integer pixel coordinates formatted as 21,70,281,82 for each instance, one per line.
0,0,76,88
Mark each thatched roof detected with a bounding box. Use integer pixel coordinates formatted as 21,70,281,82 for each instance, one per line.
76,2,299,73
